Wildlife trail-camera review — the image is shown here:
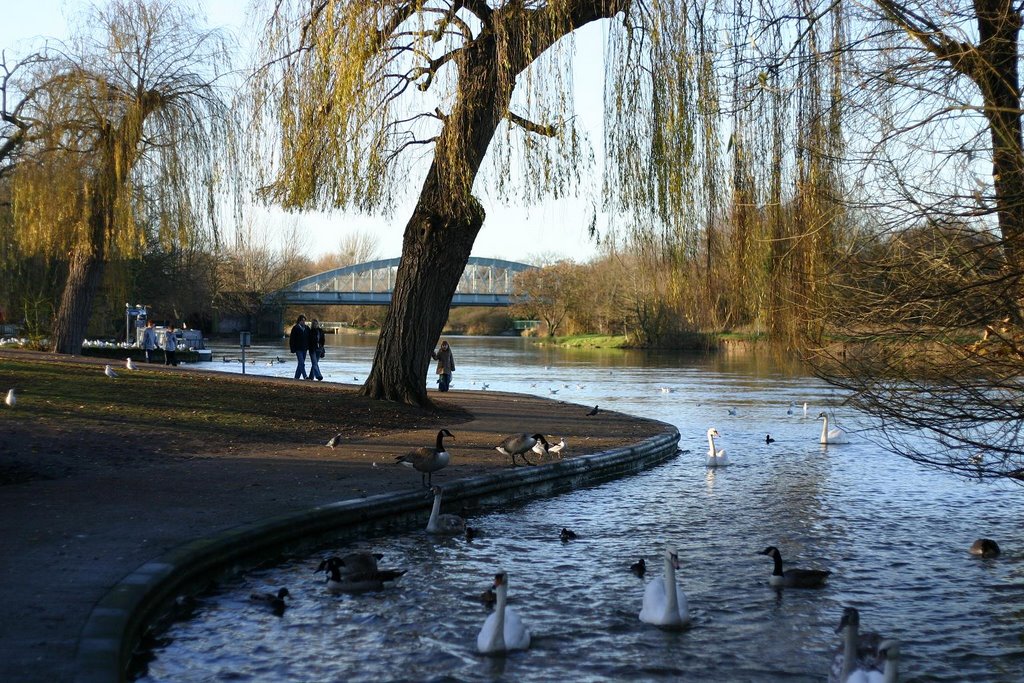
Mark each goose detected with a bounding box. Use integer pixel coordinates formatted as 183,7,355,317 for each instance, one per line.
104,364,118,379
586,405,599,416
630,558,646,577
317,555,406,594
818,412,849,444
758,546,830,588
326,433,343,449
4,389,15,408
706,428,729,467
496,433,549,467
249,587,289,616
639,547,690,629
125,357,137,371
559,527,578,542
477,572,531,654
969,538,1001,558
426,485,466,535
765,433,775,444
829,607,889,683
395,429,454,487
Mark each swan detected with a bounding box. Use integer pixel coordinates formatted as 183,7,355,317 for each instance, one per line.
970,538,1001,558
395,429,454,486
4,389,15,408
426,485,466,535
758,546,830,588
477,572,531,654
496,433,549,466
639,547,690,629
829,607,889,683
706,428,729,467
803,402,808,417
818,412,849,444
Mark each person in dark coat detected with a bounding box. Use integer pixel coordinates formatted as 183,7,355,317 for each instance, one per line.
431,339,455,392
307,319,325,381
289,315,310,379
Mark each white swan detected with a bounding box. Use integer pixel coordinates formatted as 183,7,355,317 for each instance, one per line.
818,412,849,444
426,485,466,535
706,428,729,467
477,572,531,654
829,607,891,682
639,547,690,629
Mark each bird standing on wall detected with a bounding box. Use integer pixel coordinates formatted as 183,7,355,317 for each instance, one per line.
395,429,454,487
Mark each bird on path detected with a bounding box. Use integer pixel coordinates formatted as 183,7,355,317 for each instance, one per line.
496,433,549,467
395,429,454,487
586,405,599,416
4,389,15,408
326,433,343,448
126,357,137,371
104,364,118,379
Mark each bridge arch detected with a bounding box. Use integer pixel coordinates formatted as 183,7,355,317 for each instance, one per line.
269,257,536,307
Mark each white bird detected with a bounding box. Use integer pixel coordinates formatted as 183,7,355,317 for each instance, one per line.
547,439,566,455
477,572,531,654
326,433,343,449
497,433,549,466
829,607,892,683
706,427,729,467
126,357,137,371
104,364,118,379
639,547,690,629
395,429,454,487
803,402,809,417
818,412,849,444
426,485,466,535
5,389,15,407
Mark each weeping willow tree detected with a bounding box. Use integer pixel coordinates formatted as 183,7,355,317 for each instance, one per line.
256,0,728,405
5,0,234,354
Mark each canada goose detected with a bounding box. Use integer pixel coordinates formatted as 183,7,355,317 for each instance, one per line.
496,433,549,467
104,364,118,379
125,357,137,371
706,428,729,467
586,405,599,416
970,538,1001,558
249,587,289,616
477,572,531,653
395,429,454,486
765,434,775,444
4,389,15,408
317,555,406,594
639,547,690,629
829,607,890,683
818,412,849,444
630,558,646,577
326,433,343,448
426,485,466,535
758,546,830,588
559,527,578,542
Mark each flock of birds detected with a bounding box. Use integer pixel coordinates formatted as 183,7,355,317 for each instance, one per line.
704,406,851,469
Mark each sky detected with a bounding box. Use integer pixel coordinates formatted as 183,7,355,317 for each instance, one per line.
0,0,607,264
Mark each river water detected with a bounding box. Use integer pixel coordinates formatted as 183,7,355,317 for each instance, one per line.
139,335,1024,682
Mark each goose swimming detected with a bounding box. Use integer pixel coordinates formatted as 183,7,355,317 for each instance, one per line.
758,546,830,588
496,433,549,467
829,607,889,683
706,428,729,467
317,555,406,594
818,412,849,444
426,485,466,535
969,538,1001,558
639,547,690,629
395,429,454,487
477,572,531,654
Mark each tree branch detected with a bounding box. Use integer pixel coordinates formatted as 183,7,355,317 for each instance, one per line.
506,110,558,137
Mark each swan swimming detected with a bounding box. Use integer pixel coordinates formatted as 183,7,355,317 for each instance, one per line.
426,485,466,535
639,547,690,629
829,607,891,683
818,412,849,444
477,572,531,654
706,428,729,467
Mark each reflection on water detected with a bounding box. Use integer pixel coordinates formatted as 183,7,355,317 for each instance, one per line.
140,337,1024,682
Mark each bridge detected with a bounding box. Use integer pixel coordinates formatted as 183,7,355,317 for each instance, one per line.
268,257,536,307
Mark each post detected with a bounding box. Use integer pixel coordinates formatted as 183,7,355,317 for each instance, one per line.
124,303,130,344
240,331,251,375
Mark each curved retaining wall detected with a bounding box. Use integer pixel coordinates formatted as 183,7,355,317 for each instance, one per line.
74,427,680,682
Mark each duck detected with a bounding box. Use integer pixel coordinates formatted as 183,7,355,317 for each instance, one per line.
426,485,466,535
765,433,775,444
818,412,849,444
829,607,890,683
559,527,578,542
395,429,454,487
4,389,15,408
477,571,531,654
496,433,549,467
630,557,646,577
706,427,729,467
317,555,406,594
249,587,289,616
969,538,1001,558
639,547,690,629
758,546,830,588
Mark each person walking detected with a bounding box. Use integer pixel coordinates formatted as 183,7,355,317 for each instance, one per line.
431,339,455,392
162,324,179,366
141,319,159,363
289,315,310,379
308,319,325,381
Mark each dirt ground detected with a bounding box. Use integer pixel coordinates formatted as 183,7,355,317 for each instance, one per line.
0,349,670,682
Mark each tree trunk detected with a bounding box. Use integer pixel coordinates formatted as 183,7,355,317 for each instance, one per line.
52,245,105,354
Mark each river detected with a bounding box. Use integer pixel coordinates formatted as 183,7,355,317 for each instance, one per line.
138,335,1024,682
